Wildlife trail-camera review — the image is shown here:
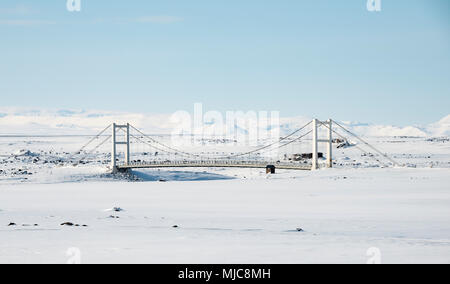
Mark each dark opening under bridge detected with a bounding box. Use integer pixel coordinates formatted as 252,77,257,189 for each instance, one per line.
71,119,399,173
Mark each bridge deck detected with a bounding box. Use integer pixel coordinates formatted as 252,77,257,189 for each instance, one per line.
117,162,311,171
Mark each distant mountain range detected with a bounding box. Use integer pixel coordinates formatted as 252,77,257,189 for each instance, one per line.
0,107,449,137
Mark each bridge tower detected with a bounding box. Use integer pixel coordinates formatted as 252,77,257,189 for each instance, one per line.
312,119,333,170
111,123,130,173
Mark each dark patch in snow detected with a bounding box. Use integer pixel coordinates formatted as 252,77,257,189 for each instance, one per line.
13,150,38,157
427,137,450,143
285,229,306,233
61,222,87,227
22,224,38,227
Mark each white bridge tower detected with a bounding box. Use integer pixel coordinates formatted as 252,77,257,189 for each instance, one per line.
312,119,333,170
111,123,130,173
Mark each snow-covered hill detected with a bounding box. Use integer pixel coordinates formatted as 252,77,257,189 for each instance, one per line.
0,107,448,137
426,115,450,137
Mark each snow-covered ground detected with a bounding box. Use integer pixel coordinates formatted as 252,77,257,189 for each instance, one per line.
0,134,449,264
1,168,449,264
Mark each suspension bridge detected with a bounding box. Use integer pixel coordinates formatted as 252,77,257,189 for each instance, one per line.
70,119,399,173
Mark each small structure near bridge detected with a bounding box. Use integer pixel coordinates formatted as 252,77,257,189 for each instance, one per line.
290,153,324,161
266,165,276,174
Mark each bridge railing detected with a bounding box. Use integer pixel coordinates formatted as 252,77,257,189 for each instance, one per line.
118,159,311,168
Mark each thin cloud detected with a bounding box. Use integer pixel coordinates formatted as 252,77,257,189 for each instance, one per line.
136,16,184,24
0,4,50,26
0,4,35,15
0,20,55,26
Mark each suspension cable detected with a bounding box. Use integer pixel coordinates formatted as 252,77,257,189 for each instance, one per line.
74,135,111,165
218,129,312,159
317,121,386,166
129,121,313,160
114,126,195,158
129,125,207,158
128,133,198,158
331,120,400,166
67,125,111,162
218,121,312,159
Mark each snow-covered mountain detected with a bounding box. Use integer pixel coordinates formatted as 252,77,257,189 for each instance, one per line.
426,115,450,137
0,108,174,135
0,107,448,137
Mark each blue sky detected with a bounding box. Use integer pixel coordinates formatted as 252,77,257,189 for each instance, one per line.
0,0,449,125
